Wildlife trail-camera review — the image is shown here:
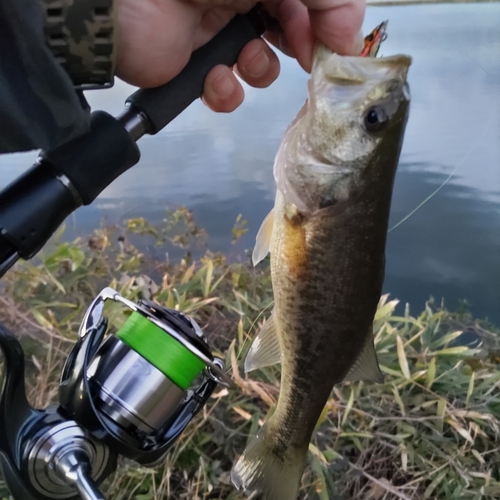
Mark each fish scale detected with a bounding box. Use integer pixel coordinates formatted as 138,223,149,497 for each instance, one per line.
270,206,383,443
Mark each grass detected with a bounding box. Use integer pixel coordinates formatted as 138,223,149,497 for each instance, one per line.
0,208,499,499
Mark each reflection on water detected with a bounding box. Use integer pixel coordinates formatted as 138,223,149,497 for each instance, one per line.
0,3,499,322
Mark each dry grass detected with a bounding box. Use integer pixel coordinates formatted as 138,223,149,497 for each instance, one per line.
0,209,498,500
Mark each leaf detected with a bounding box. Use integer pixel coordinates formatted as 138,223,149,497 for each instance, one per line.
43,267,66,293
436,398,446,434
309,453,329,500
472,449,485,465
309,443,328,464
397,335,410,379
445,417,474,443
210,270,228,294
233,407,252,420
342,388,355,427
180,263,196,284
401,445,408,472
374,299,399,320
466,371,475,407
433,346,480,356
430,330,464,349
314,404,331,432
339,432,374,438
424,471,447,498
393,384,406,416
31,309,53,329
323,448,342,462
203,260,214,298
426,357,436,389
380,365,405,378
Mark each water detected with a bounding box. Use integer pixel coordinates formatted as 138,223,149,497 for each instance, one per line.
1,3,499,322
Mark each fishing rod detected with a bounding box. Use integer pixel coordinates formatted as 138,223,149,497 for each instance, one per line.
0,9,265,500
0,7,265,278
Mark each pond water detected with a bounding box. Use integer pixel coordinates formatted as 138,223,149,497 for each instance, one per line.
1,2,499,323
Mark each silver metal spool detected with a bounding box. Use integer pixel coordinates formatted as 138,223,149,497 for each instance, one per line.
87,336,186,434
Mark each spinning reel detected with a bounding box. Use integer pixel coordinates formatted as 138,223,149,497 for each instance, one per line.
0,287,231,500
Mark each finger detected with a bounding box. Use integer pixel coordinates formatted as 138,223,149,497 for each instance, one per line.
273,0,315,72
202,65,245,112
264,28,295,58
194,8,237,48
300,0,366,55
234,38,281,88
115,0,201,87
268,0,365,72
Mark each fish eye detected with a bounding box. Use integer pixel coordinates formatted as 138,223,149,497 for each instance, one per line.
364,106,388,132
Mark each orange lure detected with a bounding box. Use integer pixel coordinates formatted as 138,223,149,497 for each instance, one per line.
361,20,388,57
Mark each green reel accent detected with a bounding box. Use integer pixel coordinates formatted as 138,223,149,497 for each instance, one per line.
116,312,205,390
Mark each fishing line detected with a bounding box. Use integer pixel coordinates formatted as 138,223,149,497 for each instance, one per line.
388,116,494,233
388,163,459,233
236,297,275,362
388,45,498,233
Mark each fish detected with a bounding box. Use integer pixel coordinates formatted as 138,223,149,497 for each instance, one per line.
230,42,412,500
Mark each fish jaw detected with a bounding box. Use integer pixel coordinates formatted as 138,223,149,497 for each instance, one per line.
275,49,411,215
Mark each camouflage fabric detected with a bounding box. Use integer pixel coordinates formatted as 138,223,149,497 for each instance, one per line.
0,0,102,154
41,0,115,88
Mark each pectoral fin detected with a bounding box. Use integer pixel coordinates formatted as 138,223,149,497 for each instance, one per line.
244,312,281,373
344,334,384,383
252,209,274,266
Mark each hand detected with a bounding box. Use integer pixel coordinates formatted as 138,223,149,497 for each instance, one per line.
115,0,365,112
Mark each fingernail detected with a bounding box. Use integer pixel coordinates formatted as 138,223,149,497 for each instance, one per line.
247,49,269,78
213,73,234,99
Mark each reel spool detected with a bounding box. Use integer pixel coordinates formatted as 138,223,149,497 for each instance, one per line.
0,287,230,500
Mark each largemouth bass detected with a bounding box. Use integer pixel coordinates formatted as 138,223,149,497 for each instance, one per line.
231,46,411,499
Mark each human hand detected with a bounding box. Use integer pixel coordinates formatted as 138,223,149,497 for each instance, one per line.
115,0,365,112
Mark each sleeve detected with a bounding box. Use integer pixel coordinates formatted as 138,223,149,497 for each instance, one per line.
0,0,91,154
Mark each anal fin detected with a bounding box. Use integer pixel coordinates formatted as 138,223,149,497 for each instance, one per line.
245,312,281,373
344,333,384,383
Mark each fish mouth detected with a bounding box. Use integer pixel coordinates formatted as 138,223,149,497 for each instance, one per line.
308,47,412,113
313,46,412,87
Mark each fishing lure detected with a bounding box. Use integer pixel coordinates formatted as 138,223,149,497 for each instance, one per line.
361,20,388,57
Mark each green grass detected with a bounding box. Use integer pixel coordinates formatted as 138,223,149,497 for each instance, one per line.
0,208,499,499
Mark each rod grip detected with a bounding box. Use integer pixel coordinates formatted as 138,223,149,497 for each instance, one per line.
126,11,265,134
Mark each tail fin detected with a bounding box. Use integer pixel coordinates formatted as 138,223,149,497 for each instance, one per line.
231,422,306,500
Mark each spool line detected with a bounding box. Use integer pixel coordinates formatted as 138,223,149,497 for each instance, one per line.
116,312,205,389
